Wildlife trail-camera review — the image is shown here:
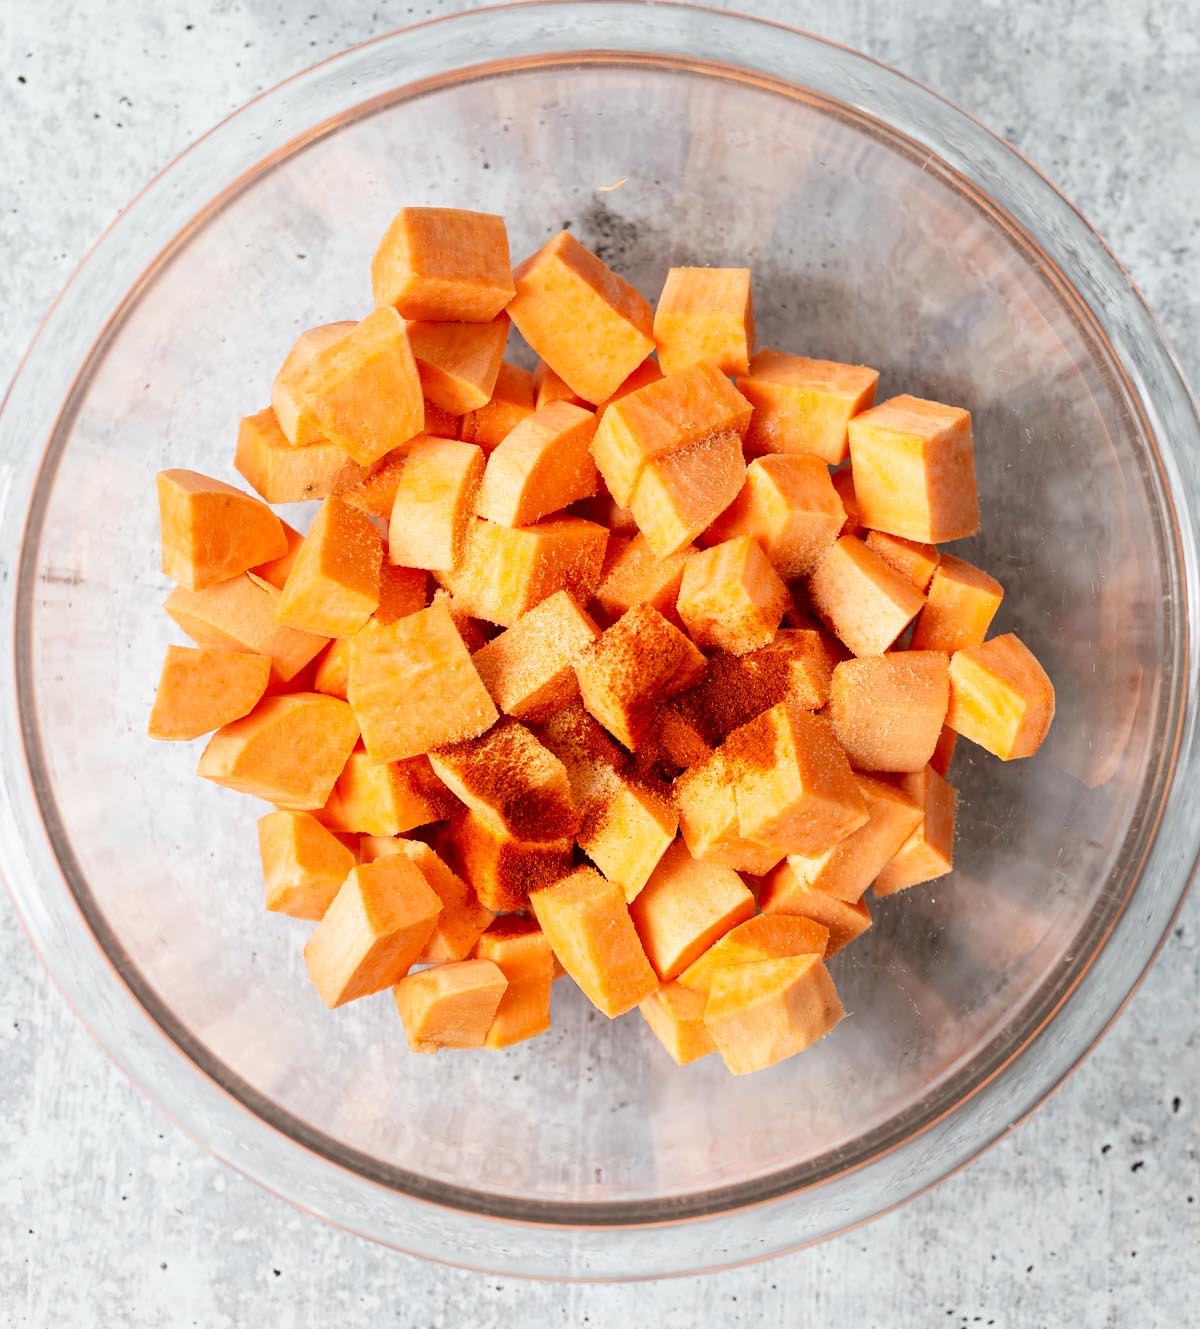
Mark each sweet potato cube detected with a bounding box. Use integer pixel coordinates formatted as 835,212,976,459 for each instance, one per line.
387,438,485,572
848,393,979,542
257,809,356,920
578,772,678,902
393,959,508,1053
304,856,442,1007
508,230,654,404
275,496,382,638
591,361,752,506
292,307,424,466
375,564,429,624
707,454,845,580
874,765,957,895
156,469,287,591
829,651,950,772
371,207,514,322
332,446,413,522
831,467,860,535
639,982,716,1065
575,604,706,749
422,398,460,439
363,838,492,963
318,750,451,837
446,516,608,627
594,532,695,623
164,575,328,682
406,314,509,415
743,629,837,713
863,531,941,593
428,720,579,844
647,703,715,770
535,701,627,806
598,358,664,410
725,703,868,856
931,725,958,776
148,645,271,740
235,408,366,505
533,360,587,409
653,267,755,376
758,862,873,954
677,535,790,655
677,914,829,994
459,362,535,452
704,954,844,1075
473,915,555,1048
197,693,359,810
674,747,784,876
347,604,498,761
779,773,922,904
249,521,305,591
628,838,755,980
474,400,599,527
947,633,1055,760
444,810,573,912
808,535,926,657
271,321,356,445
629,430,746,558
529,866,659,1017
911,554,1004,652
736,351,879,465
471,590,599,722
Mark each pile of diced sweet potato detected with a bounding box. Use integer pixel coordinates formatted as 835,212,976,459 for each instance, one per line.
149,208,1055,1075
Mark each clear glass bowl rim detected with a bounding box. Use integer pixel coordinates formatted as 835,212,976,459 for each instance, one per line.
1,0,1197,1281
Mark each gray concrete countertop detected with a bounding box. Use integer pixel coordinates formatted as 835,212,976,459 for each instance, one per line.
1,1,1196,1324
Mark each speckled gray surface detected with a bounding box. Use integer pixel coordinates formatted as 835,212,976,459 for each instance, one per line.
1,0,1197,1323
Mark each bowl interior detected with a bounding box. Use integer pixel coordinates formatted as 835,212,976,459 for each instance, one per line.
22,57,1167,1211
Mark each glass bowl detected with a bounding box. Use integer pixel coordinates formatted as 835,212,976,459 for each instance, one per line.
1,1,1197,1282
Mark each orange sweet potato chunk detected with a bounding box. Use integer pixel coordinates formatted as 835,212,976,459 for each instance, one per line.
459,361,535,451
736,351,879,465
535,701,627,806
674,746,784,876
931,724,958,776
249,521,305,591
758,863,873,955
725,703,868,857
508,230,654,404
474,400,599,527
406,314,509,415
704,954,844,1075
332,446,414,522
629,429,746,558
371,207,514,322
530,866,659,1017
165,575,328,682
677,535,790,655
575,603,706,749
863,531,941,593
707,454,845,580
779,773,922,904
947,633,1055,760
292,307,424,466
598,358,664,410
594,532,695,623
628,838,755,980
847,393,979,542
831,467,860,535
272,321,357,445
533,359,587,409
677,913,829,994
388,438,486,572
347,603,498,762
148,645,271,740
258,809,356,920
591,360,752,507
317,750,451,837
472,915,555,1048
578,771,678,902
235,408,366,505
443,810,573,912
471,589,599,722
873,765,957,894
446,516,608,627
653,267,755,376
910,554,1004,652
304,856,442,1007
275,496,382,638
394,958,508,1053
808,535,926,657
197,693,359,810
829,651,950,772
428,720,579,844
639,982,716,1065
157,469,287,591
